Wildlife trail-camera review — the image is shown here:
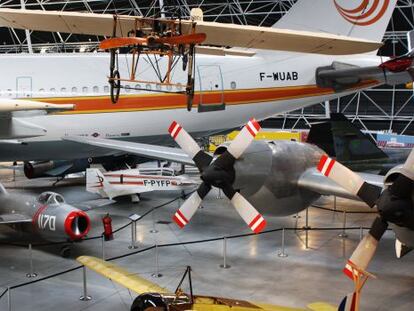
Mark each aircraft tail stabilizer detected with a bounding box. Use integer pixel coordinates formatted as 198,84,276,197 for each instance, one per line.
86,168,115,199
275,0,397,45
307,113,388,163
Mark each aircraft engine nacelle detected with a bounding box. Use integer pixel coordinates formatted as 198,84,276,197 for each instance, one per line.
24,160,55,179
23,159,90,179
33,203,90,242
216,140,324,217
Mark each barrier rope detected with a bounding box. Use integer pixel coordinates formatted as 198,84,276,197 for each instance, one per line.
0,196,387,299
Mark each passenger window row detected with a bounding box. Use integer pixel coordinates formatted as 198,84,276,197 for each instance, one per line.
2,82,188,97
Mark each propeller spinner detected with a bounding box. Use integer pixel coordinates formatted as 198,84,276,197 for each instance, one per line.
169,119,266,234
317,150,414,279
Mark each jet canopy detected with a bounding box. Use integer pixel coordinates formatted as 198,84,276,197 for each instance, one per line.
37,192,65,205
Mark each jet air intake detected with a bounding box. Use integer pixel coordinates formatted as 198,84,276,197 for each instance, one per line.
34,202,90,242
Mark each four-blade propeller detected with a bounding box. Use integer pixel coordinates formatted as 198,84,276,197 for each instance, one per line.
169,119,266,234
317,149,414,279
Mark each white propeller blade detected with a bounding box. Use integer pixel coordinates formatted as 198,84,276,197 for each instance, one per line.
317,154,365,197
172,191,203,228
226,118,261,159
343,234,378,280
169,121,202,159
231,192,266,233
343,217,387,280
317,154,381,207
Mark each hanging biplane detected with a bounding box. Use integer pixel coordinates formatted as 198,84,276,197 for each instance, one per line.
99,11,208,107
0,6,386,111
77,255,337,311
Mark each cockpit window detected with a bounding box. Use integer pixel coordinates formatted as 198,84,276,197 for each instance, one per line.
37,192,65,205
55,195,65,203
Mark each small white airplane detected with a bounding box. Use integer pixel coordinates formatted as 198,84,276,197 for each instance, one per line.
0,0,412,164
86,167,199,202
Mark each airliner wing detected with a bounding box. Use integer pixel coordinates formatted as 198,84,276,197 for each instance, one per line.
63,136,195,166
0,99,74,140
0,8,381,55
298,167,384,202
0,99,74,114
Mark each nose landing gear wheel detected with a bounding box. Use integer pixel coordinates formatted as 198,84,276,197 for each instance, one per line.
110,70,121,104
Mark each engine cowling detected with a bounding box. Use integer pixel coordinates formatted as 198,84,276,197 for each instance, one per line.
24,161,55,179
225,140,324,216
24,159,90,179
34,203,90,241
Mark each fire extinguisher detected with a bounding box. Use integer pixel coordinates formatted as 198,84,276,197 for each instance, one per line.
102,213,114,241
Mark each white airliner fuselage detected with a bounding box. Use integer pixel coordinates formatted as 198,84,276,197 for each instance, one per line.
0,52,381,161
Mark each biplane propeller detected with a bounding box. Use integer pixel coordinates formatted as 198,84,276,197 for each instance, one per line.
168,118,267,234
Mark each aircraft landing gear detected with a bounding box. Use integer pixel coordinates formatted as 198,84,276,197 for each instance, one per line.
131,194,141,203
110,69,121,104
59,245,71,258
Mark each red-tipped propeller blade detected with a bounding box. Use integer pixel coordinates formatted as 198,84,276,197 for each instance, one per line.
169,121,212,172
317,155,382,207
317,155,386,278
343,217,388,280
172,182,211,229
226,118,261,160
170,119,266,232
230,192,266,234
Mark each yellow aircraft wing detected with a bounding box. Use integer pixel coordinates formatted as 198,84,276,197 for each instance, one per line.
77,256,336,311
77,256,171,295
307,302,337,311
0,8,381,55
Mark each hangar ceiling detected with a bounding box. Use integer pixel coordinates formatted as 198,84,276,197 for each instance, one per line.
1,0,414,134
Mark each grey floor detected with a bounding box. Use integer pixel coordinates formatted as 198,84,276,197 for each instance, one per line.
0,169,413,310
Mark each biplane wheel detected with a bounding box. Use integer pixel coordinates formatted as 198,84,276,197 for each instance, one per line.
130,294,167,311
110,70,121,104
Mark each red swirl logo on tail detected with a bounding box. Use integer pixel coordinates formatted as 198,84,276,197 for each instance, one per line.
334,0,390,26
